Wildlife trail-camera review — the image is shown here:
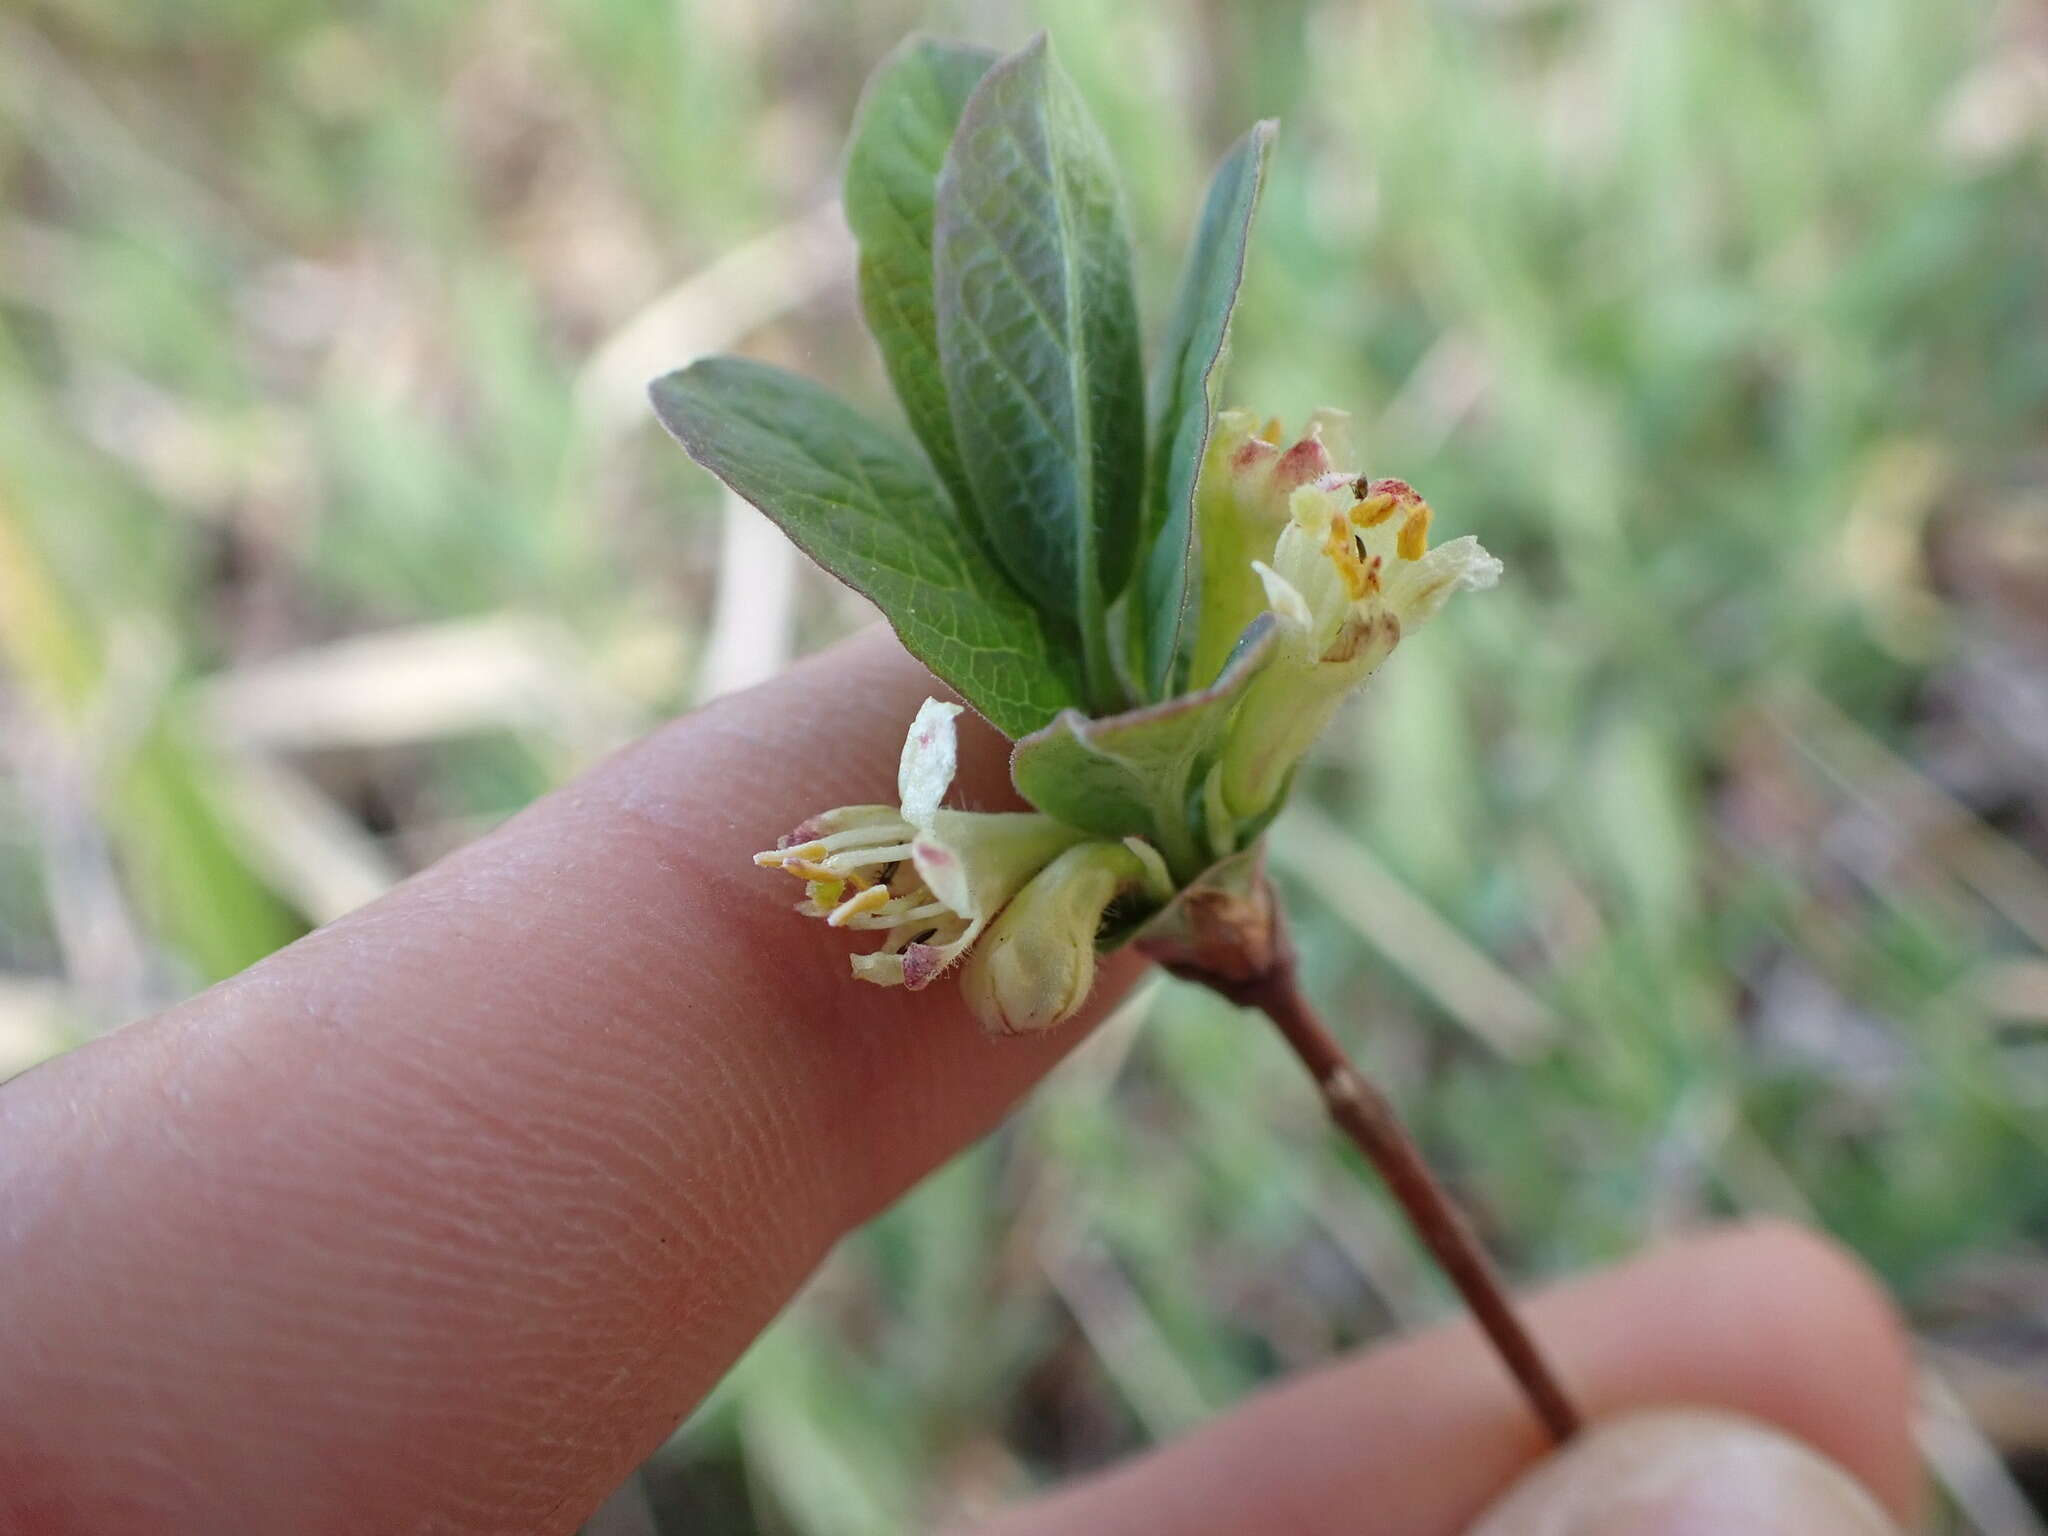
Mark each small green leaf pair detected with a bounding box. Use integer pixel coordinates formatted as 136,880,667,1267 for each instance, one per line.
652,33,1272,741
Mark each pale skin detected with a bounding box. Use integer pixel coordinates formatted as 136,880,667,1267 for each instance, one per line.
0,630,1921,1534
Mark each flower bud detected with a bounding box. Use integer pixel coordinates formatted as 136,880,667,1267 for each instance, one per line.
962,841,1145,1035
1185,410,1351,688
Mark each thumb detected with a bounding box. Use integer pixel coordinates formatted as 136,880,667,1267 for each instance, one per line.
1465,1409,1899,1535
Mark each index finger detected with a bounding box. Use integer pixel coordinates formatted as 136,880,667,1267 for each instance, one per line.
0,628,1140,1535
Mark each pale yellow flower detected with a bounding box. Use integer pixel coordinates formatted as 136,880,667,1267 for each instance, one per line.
755,699,1089,989
1211,418,1500,821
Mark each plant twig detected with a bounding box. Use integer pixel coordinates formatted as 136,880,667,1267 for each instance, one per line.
1160,896,1582,1444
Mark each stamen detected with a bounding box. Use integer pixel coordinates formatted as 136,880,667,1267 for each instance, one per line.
780,857,841,883
826,884,893,926
756,840,826,867
812,821,914,852
1398,504,1432,561
1351,493,1399,528
1324,518,1377,601
817,842,915,872
836,899,951,932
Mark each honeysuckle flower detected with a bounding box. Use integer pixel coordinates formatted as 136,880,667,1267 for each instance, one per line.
962,839,1155,1035
755,698,1090,989
1213,418,1502,822
1184,408,1354,689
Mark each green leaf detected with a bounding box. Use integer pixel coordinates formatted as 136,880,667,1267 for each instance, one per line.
1010,615,1277,881
650,357,1081,738
844,36,998,523
933,35,1145,701
1140,120,1276,699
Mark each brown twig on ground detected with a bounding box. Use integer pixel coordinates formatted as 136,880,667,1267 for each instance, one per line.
1158,892,1582,1445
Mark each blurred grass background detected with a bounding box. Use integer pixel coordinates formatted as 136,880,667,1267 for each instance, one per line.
3,0,2047,1530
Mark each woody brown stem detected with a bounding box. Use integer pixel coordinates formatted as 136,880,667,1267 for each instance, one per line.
1170,924,1581,1444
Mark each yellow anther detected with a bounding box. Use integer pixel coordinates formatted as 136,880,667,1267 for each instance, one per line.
783,856,868,891
1351,493,1399,529
1260,416,1284,443
1322,518,1377,601
1397,504,1432,561
826,883,892,927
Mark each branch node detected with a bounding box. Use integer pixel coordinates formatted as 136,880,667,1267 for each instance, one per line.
1321,1066,1366,1113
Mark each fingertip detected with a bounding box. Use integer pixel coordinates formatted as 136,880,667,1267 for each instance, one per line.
1580,1220,1919,1523
1466,1409,1899,1535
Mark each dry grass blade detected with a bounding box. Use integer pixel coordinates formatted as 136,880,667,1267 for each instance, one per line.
0,973,70,1082
1267,803,1557,1059
1038,1214,1212,1440
201,617,616,754
1767,679,2048,955
1919,1364,2048,1536
698,492,800,703
205,749,401,924
1965,959,2048,1025
574,201,852,446
1924,1342,2048,1465
0,703,155,1024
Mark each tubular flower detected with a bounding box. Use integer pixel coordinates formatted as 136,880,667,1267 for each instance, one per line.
1185,408,1353,689
1215,423,1502,822
962,840,1155,1035
755,698,1090,989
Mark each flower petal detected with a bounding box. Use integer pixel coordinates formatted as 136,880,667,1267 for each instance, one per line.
1385,534,1502,628
896,698,963,829
961,841,1144,1034
1251,560,1315,631
913,810,1091,921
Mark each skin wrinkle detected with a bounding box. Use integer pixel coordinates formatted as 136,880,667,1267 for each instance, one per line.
543,918,834,1286
315,812,819,1315
203,1055,705,1524
637,925,831,1243
1,628,1122,1535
